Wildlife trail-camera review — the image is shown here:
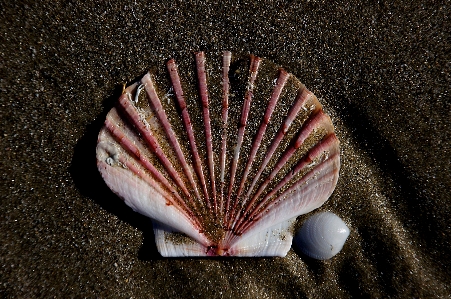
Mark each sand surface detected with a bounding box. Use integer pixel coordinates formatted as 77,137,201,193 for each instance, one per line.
1,1,450,298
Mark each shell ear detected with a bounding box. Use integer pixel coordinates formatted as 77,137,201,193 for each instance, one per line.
228,217,297,257
152,220,210,257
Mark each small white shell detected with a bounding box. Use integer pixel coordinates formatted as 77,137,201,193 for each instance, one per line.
294,211,350,260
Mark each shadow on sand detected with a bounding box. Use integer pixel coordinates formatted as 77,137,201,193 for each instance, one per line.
69,84,162,261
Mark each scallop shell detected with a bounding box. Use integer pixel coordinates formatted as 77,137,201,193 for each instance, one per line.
294,212,350,260
96,51,340,257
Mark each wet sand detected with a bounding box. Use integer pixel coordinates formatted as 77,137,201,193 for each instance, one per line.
1,1,450,297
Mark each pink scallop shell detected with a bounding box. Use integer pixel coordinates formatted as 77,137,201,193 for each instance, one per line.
96,51,340,257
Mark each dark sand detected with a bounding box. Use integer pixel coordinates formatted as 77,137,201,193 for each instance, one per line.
1,1,450,298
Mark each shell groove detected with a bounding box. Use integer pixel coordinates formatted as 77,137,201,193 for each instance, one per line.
96,51,340,257
294,212,350,260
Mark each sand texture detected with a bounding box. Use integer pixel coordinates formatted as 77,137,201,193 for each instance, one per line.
1,1,450,298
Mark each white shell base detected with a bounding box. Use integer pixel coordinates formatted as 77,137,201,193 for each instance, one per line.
153,218,297,257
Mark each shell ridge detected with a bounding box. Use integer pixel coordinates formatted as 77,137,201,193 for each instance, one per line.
103,118,184,204
97,158,209,247
219,51,232,216
244,87,312,201
229,68,290,233
166,59,211,210
250,152,340,225
234,68,290,209
225,55,262,228
238,109,330,227
266,154,340,214
250,110,333,203
262,133,340,202
142,73,203,203
116,92,193,201
117,154,193,222
104,100,202,227
195,51,217,213
231,154,340,242
235,152,339,236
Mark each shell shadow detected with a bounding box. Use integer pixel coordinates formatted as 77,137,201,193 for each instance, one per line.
69,84,162,261
292,243,328,283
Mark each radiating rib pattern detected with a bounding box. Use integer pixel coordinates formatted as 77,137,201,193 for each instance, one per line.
96,51,340,256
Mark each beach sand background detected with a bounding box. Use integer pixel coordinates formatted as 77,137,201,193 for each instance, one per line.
1,1,450,297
